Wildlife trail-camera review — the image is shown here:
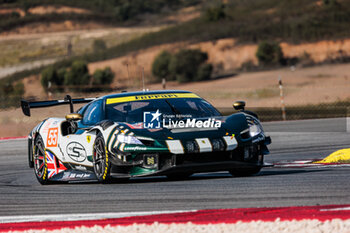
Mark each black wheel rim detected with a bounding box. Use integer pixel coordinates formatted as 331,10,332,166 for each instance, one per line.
34,139,45,178
94,137,105,178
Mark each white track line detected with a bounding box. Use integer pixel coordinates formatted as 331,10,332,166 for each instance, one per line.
321,207,350,211
0,210,196,224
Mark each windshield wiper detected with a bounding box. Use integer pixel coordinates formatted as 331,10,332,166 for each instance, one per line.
164,99,182,117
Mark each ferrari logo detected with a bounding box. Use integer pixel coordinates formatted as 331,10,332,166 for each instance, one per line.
87,135,91,143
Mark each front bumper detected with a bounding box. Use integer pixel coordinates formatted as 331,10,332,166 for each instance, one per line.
109,132,271,178
129,160,269,177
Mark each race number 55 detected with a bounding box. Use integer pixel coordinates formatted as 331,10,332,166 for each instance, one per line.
47,128,58,147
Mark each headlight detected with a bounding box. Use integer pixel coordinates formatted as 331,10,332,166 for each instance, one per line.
249,124,261,137
117,135,143,145
240,115,263,138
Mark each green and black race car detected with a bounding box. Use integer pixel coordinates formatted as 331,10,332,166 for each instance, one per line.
22,90,271,184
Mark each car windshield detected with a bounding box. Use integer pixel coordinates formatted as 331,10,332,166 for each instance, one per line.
105,97,221,123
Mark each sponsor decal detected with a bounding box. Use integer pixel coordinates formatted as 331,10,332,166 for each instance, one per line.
51,120,59,126
143,154,158,168
125,146,148,151
195,138,212,152
62,172,92,180
41,120,59,134
75,165,87,171
223,136,238,151
147,157,155,165
66,142,87,162
46,128,58,147
165,140,184,154
106,93,200,105
46,150,67,178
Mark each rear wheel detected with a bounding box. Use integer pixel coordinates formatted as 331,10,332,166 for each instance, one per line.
93,133,111,183
33,135,49,185
28,138,34,168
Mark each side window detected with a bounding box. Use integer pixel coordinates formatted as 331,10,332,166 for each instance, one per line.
82,100,103,125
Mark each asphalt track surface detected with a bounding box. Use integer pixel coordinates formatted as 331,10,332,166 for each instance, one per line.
0,118,349,217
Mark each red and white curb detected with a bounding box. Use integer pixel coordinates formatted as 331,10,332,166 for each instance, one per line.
0,205,349,232
0,136,26,141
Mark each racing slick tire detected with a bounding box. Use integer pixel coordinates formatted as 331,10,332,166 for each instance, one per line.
33,135,50,185
28,138,34,168
230,149,264,177
93,132,111,183
166,173,193,180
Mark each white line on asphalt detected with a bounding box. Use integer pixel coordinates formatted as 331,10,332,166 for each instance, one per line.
0,210,196,224
321,207,350,211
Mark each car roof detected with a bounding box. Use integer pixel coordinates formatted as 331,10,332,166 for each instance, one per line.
101,90,193,100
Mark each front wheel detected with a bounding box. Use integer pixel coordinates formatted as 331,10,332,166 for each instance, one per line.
93,133,111,183
33,135,49,185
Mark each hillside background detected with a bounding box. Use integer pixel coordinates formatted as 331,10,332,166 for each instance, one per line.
1,0,350,136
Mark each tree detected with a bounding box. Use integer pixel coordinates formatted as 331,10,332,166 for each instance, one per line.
323,0,337,6
92,67,114,86
56,68,66,86
204,4,226,22
41,66,57,89
41,66,65,90
256,41,284,66
64,60,90,86
196,64,213,81
152,51,173,81
169,49,212,83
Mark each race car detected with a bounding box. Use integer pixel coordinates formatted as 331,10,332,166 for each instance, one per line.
21,90,271,184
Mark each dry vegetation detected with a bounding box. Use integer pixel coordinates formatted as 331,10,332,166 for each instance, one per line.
1,0,350,136
1,62,350,137
0,26,164,67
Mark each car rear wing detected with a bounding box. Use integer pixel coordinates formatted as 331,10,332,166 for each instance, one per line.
21,95,96,116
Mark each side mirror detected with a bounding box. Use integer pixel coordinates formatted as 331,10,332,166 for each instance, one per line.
65,113,83,121
233,101,245,111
